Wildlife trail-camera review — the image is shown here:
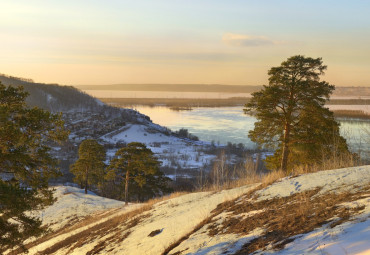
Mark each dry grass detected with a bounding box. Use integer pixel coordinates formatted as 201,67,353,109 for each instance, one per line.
260,170,286,186
37,204,153,255
159,176,369,255
291,152,359,176
8,161,365,254
6,206,122,255
161,185,264,255
161,152,363,253
161,217,214,255
206,184,370,254
146,192,189,206
9,192,190,255
196,166,286,194
194,148,360,194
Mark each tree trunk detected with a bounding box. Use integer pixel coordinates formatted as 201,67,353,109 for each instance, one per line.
124,170,129,205
85,166,88,194
255,153,261,172
281,122,291,172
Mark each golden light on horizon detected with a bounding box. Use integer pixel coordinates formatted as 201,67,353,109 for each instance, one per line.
1,1,370,87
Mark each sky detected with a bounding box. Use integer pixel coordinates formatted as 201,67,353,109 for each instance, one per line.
1,0,370,86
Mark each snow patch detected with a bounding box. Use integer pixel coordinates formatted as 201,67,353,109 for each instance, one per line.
256,166,370,201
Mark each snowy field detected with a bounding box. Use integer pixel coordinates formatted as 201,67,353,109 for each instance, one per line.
102,123,216,170
31,186,125,231
169,165,370,255
7,165,370,255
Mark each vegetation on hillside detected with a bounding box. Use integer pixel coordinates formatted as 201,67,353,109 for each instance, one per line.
0,74,105,112
0,83,68,251
107,142,171,204
70,139,106,194
69,141,171,204
0,67,367,253
244,55,352,171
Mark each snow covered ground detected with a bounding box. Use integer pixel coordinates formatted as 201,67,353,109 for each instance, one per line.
264,214,370,255
8,165,370,255
31,186,125,231
102,123,216,170
168,165,370,255
256,165,370,201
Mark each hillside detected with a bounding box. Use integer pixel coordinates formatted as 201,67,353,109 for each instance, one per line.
0,73,221,183
5,165,370,255
0,74,104,112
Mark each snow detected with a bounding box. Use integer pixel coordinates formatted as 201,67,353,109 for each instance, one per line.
8,165,370,255
13,186,140,255
46,94,55,103
102,124,216,170
259,197,370,255
256,165,370,201
95,98,105,106
170,226,263,255
32,186,124,231
167,166,370,255
103,124,175,144
67,184,259,255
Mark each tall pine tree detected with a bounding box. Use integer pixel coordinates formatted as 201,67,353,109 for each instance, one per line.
107,142,170,204
70,139,106,194
0,83,68,252
244,55,350,171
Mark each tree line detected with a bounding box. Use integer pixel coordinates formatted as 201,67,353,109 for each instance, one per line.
70,139,171,204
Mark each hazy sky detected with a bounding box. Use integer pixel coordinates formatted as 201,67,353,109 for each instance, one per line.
1,0,370,86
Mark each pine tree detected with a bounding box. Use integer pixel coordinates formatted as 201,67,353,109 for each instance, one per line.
0,83,68,251
70,139,106,194
244,55,350,171
107,142,170,204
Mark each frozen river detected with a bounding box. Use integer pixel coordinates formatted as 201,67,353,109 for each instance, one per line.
134,106,369,158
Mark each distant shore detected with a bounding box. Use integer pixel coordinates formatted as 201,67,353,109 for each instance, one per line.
100,97,370,119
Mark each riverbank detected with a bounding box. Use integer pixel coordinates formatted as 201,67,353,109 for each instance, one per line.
100,97,370,119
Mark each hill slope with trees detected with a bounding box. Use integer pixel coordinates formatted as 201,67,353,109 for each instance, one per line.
0,74,105,112
3,165,369,255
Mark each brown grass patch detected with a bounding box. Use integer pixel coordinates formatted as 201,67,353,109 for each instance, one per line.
9,192,189,255
161,217,214,255
205,185,369,254
28,204,152,255
85,234,118,255
161,185,263,255
146,192,189,205
7,207,124,254
25,193,189,254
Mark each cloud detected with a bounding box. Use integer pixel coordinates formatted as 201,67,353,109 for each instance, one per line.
222,33,278,47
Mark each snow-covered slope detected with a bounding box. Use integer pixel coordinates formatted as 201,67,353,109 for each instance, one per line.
102,124,216,170
31,186,125,231
8,165,370,255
